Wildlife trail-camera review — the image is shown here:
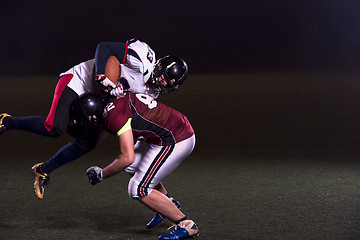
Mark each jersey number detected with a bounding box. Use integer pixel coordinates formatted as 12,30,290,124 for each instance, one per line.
147,46,154,63
136,93,157,109
103,102,115,117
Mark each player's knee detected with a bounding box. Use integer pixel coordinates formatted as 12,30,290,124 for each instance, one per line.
48,128,65,138
44,123,66,138
73,137,97,152
128,177,154,199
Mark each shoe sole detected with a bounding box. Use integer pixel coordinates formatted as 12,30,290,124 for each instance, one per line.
192,232,200,238
32,163,45,199
0,113,11,135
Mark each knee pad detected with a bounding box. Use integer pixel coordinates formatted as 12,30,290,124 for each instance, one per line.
128,177,154,199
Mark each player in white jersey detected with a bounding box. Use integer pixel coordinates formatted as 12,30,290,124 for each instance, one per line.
0,59,107,199
0,59,102,138
119,39,158,98
0,38,189,201
94,38,188,99
61,59,102,96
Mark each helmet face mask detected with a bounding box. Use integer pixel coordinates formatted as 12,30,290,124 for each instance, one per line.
150,56,188,94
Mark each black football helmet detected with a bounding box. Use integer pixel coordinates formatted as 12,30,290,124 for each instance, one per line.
149,56,188,94
67,93,107,137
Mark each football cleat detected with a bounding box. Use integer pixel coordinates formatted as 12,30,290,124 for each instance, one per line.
158,220,199,240
32,163,50,199
0,113,11,135
147,197,181,229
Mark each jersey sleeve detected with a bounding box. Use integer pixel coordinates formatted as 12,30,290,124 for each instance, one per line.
95,42,128,76
104,96,133,135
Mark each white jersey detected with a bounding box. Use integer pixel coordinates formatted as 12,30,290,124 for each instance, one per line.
60,59,103,96
59,40,159,98
120,40,159,99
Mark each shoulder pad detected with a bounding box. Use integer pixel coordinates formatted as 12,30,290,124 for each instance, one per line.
126,38,138,45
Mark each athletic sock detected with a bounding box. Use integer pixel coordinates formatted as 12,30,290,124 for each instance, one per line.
9,116,51,136
41,141,88,174
175,216,189,225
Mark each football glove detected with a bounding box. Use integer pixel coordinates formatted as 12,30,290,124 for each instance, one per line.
95,74,116,92
109,84,124,97
86,166,103,185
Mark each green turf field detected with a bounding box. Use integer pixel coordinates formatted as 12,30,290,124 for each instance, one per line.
1,72,360,239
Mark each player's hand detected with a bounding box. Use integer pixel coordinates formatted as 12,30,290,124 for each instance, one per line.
86,166,103,185
95,74,116,91
109,84,124,98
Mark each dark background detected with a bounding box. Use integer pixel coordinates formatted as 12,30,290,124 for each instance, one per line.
2,2,360,239
1,0,360,75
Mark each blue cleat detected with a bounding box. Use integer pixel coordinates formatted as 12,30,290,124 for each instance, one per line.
158,220,199,240
147,197,181,229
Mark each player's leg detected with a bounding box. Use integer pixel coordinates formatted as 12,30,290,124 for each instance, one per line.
1,114,51,136
154,182,181,209
146,182,182,229
139,190,199,239
0,74,75,137
128,136,199,239
139,189,185,222
125,141,181,228
32,133,99,199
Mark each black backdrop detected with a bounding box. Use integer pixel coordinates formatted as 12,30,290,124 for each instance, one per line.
1,0,360,75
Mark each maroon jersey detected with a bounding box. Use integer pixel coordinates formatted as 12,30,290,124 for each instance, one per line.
104,93,194,146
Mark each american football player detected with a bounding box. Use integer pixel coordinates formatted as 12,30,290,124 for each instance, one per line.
94,38,190,229
0,38,190,229
86,92,199,240
94,38,188,98
0,59,106,200
0,38,188,196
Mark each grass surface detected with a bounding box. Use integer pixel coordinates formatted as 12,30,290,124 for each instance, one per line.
1,72,360,239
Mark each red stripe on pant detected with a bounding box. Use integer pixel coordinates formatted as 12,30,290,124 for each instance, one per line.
139,145,171,198
44,74,74,131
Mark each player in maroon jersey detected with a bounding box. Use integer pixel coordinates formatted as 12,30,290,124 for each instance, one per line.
86,92,199,240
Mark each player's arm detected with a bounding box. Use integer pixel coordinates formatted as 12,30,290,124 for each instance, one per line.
94,42,128,96
95,42,128,77
87,119,135,184
101,129,135,178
